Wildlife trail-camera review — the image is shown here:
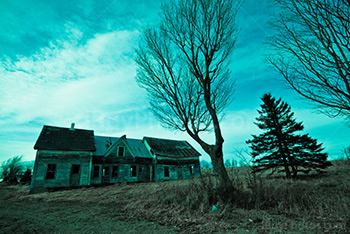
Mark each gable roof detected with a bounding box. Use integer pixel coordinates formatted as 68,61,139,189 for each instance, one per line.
34,125,96,152
94,136,119,156
143,137,201,158
94,135,152,158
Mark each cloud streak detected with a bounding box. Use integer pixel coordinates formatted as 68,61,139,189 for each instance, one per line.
1,27,142,123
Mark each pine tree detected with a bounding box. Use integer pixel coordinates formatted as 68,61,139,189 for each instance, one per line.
246,93,331,178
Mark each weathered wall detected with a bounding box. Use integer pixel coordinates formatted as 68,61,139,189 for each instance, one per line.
154,159,201,181
30,150,92,189
30,148,201,191
91,155,153,184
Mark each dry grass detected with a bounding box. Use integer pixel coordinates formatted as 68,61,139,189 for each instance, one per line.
2,160,350,233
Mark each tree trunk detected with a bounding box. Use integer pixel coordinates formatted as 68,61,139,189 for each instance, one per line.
292,169,298,179
209,146,231,187
186,129,231,188
284,164,291,178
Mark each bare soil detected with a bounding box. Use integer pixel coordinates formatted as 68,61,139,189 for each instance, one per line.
0,185,179,234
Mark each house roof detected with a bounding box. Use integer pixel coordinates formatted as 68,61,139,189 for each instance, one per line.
94,135,152,158
143,137,201,158
127,138,152,158
34,125,96,152
94,136,119,156
33,124,200,158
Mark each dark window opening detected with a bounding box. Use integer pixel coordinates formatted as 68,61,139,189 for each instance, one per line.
103,167,110,176
46,164,56,180
92,166,100,178
139,167,143,175
164,166,169,177
71,165,80,174
112,166,119,178
131,166,137,177
118,147,125,156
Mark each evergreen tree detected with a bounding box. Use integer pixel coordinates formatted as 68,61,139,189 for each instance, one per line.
246,93,331,178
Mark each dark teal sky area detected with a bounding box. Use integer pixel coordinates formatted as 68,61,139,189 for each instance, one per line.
0,0,348,163
0,0,162,60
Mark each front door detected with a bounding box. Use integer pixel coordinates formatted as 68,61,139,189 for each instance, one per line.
151,165,155,182
177,167,183,180
138,166,143,181
102,166,110,184
70,165,80,186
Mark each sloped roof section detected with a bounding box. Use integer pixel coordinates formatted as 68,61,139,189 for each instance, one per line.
94,136,119,156
34,125,95,151
127,138,152,158
143,137,201,158
94,135,152,158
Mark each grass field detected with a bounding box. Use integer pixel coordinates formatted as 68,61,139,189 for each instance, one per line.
0,160,349,233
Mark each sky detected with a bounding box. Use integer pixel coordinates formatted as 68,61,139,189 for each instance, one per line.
0,0,349,164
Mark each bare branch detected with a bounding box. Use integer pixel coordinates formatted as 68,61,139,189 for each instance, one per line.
266,0,350,118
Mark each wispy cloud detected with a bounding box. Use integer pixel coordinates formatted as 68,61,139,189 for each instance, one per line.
1,26,142,124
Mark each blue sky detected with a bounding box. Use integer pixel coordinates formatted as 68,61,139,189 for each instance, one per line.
0,0,349,164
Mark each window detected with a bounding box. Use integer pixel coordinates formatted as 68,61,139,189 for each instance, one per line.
92,166,100,178
189,165,194,176
103,167,110,176
164,166,169,177
130,166,137,177
117,146,125,156
46,164,56,180
112,166,119,178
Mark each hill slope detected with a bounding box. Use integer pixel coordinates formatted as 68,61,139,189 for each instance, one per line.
0,160,349,233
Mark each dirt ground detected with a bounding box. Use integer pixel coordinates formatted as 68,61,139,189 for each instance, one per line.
0,183,342,234
0,183,268,234
0,185,179,234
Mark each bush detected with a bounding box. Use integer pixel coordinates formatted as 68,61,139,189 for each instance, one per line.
1,156,23,184
20,168,32,185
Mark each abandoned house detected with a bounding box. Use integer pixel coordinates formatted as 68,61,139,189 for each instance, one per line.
30,124,201,192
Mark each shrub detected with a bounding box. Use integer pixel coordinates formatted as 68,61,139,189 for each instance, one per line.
20,168,32,185
1,156,23,184
156,166,350,225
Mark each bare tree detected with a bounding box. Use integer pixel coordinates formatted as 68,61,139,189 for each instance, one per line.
266,0,350,118
344,146,350,160
200,160,211,169
135,0,241,187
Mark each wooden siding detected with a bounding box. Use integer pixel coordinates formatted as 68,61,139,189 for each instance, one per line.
156,159,199,166
92,156,152,165
154,159,201,181
90,164,151,184
30,150,92,189
107,140,133,158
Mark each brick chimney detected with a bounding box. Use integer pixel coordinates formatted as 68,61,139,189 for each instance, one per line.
70,123,75,131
